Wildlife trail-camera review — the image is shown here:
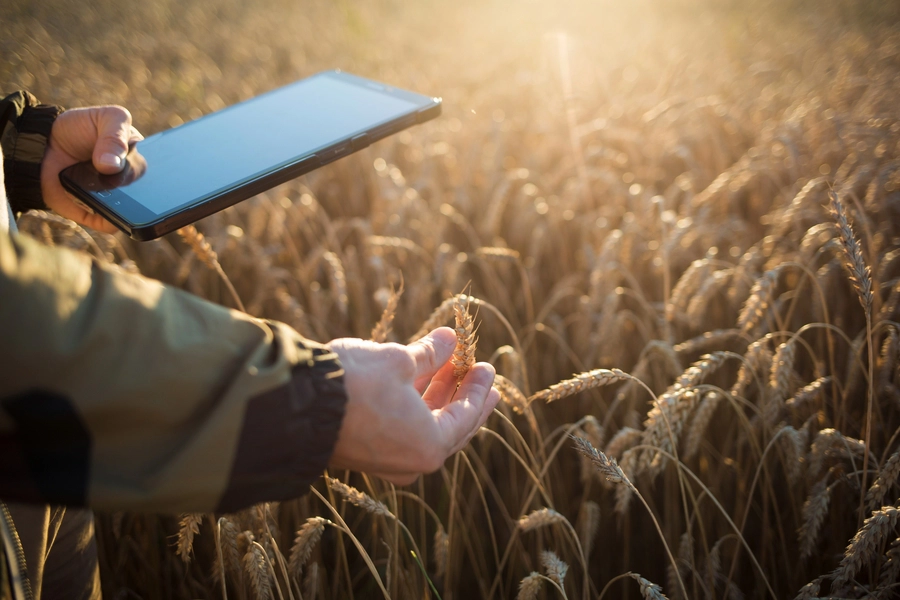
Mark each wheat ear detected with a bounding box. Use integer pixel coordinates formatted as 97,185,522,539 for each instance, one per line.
628,573,669,600
494,374,529,414
540,550,568,588
370,278,404,342
867,449,900,511
831,504,900,591
410,295,459,342
517,572,543,600
177,225,246,312
326,477,393,518
176,513,203,564
529,368,628,403
287,517,327,583
451,294,477,383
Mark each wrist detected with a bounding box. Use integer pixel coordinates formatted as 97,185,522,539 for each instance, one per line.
0,91,64,215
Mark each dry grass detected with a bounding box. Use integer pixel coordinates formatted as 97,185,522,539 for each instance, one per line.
7,0,900,597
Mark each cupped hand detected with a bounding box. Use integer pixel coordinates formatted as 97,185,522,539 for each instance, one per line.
40,105,144,233
328,327,500,485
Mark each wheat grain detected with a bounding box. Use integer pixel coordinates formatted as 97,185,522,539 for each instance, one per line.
517,572,543,600
244,541,273,600
808,428,868,479
540,550,568,587
785,376,831,413
288,517,326,582
628,572,669,600
410,295,459,342
641,388,703,475
798,477,832,560
476,246,521,261
731,337,774,398
778,425,804,485
322,251,349,316
793,577,822,600
451,294,477,383
572,435,629,485
831,504,900,591
370,279,404,342
176,513,203,564
605,427,642,460
494,374,528,414
683,391,722,461
667,258,711,322
326,477,393,518
829,191,874,311
178,225,220,270
866,449,900,511
769,340,797,401
737,268,781,334
517,508,567,532
529,368,628,403
673,352,728,391
673,329,741,355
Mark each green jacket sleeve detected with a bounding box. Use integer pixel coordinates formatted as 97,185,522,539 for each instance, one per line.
0,229,347,513
0,91,62,214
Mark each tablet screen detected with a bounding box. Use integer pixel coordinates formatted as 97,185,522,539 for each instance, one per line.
111,72,421,217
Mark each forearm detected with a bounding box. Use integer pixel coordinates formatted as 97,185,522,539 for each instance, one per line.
0,91,62,214
0,230,347,513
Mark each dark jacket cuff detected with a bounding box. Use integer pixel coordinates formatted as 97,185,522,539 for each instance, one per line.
216,342,348,512
1,91,64,214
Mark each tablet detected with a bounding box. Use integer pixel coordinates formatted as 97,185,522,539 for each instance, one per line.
60,70,441,240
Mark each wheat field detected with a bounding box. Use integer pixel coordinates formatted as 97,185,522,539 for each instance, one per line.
5,0,900,597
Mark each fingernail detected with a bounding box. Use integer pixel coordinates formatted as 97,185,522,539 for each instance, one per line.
99,153,123,168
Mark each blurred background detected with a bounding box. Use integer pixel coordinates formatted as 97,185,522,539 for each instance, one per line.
4,0,900,598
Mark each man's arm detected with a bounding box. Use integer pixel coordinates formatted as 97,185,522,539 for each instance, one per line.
0,228,347,513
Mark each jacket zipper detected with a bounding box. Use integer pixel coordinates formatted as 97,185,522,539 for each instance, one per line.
0,502,34,600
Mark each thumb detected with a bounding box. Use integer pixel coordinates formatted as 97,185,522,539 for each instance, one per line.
90,106,134,174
